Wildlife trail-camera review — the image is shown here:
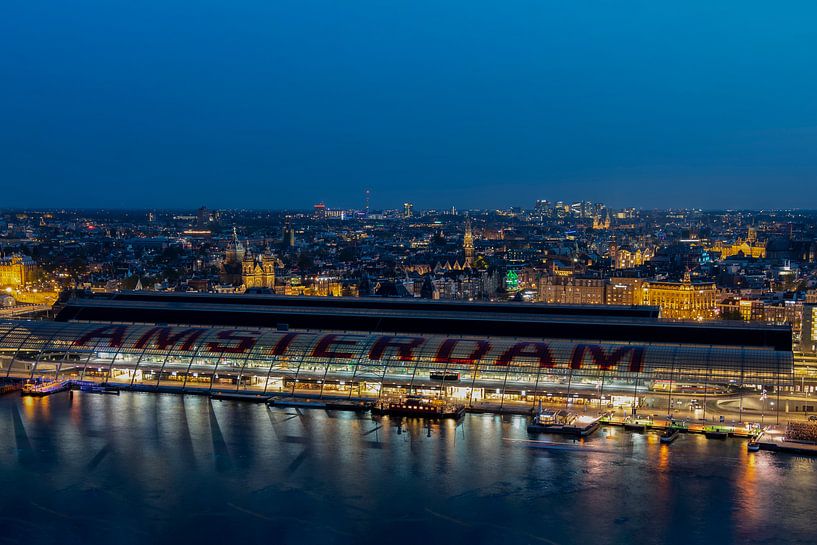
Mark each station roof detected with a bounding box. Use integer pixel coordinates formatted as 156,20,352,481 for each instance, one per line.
0,319,793,377
54,291,792,351
60,290,662,318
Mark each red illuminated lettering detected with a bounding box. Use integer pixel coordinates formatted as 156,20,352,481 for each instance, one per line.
368,336,425,361
495,342,555,368
205,330,260,354
570,344,645,372
312,334,362,359
434,339,491,365
271,332,301,356
75,325,128,348
133,327,206,351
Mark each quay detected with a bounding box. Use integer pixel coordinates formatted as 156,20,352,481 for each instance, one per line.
753,423,817,455
599,414,759,439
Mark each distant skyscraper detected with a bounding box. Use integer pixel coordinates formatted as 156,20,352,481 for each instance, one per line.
403,202,413,219
364,189,371,217
196,206,210,226
313,202,327,220
283,217,295,248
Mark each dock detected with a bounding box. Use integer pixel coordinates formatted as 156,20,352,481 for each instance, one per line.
754,423,817,456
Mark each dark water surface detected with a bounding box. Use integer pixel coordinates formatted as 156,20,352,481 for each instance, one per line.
1,392,814,545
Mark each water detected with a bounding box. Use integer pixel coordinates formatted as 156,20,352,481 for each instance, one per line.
1,392,815,545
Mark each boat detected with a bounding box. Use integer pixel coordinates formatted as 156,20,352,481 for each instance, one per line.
0,382,22,396
704,428,729,439
372,395,465,419
211,391,269,403
267,397,327,409
429,371,460,382
623,422,648,432
76,381,120,395
623,414,653,432
747,441,761,452
22,380,70,396
660,428,681,444
526,403,600,436
324,399,373,412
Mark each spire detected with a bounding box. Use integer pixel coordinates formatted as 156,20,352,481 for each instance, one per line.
463,216,474,266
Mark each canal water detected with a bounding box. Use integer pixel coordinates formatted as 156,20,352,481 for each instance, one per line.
1,392,814,545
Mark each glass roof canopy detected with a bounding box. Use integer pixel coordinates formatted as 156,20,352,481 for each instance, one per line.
0,320,792,395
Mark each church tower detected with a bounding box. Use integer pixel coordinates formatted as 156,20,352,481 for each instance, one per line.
260,247,276,289
463,217,474,267
242,246,257,288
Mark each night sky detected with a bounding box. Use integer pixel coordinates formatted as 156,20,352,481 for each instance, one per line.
2,1,816,210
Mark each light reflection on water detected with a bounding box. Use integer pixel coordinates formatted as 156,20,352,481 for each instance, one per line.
1,391,815,545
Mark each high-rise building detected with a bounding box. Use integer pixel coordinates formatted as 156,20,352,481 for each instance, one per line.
196,206,211,226
802,305,817,354
403,202,414,219
313,202,327,220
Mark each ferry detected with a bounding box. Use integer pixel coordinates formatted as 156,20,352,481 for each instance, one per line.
660,428,681,444
527,404,600,436
372,395,465,419
22,380,70,397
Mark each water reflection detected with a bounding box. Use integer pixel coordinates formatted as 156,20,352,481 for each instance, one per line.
0,391,815,545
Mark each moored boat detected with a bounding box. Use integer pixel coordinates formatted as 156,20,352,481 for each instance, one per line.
660,428,681,443
704,428,729,439
527,403,600,436
372,395,465,419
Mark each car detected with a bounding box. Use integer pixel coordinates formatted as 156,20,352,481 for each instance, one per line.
808,415,817,422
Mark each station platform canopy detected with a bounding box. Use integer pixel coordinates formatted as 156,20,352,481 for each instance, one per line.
0,320,793,391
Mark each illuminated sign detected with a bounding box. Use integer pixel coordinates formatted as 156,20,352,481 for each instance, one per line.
71,324,653,373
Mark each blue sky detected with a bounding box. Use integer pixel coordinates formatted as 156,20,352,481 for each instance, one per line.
1,1,816,209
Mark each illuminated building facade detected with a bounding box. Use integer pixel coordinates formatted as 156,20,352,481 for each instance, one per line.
803,305,817,355
242,248,276,290
0,254,40,288
643,273,718,320
709,228,767,259
538,276,606,305
614,247,653,270
605,277,644,306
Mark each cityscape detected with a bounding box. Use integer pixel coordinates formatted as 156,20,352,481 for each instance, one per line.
4,1,817,544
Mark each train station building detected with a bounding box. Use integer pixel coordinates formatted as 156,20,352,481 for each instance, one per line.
0,292,795,411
